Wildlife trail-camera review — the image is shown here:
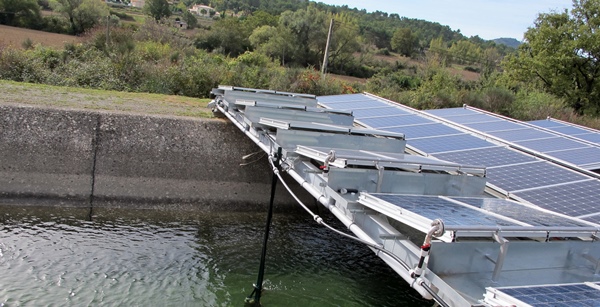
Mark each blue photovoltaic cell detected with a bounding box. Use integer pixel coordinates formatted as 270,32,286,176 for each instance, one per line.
320,100,387,110
575,133,600,144
424,108,479,117
513,180,600,218
544,147,600,167
450,197,589,227
359,115,433,128
408,134,495,154
528,119,565,129
515,137,589,152
318,94,373,103
498,284,600,306
352,107,411,118
369,194,518,227
486,162,589,192
487,129,556,142
434,147,537,168
441,113,504,125
381,123,462,139
464,121,525,132
548,125,591,135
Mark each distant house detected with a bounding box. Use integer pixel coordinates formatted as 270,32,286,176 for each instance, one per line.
130,0,145,8
189,4,218,17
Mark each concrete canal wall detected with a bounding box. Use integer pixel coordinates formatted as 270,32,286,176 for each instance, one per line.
0,104,311,211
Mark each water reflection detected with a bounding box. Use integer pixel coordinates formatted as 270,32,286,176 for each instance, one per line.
0,205,431,306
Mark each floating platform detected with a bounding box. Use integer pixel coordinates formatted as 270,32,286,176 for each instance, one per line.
210,86,600,306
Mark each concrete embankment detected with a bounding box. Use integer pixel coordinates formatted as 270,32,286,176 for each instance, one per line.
0,104,311,211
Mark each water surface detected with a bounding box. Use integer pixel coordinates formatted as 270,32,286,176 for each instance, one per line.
0,206,431,306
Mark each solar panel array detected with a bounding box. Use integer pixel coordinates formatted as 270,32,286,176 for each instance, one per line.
426,108,600,170
318,94,600,226
529,118,600,146
493,283,600,307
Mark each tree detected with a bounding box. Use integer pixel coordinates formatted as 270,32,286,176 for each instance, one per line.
0,0,42,27
144,0,171,22
391,27,418,57
183,10,197,29
503,0,600,115
50,0,109,34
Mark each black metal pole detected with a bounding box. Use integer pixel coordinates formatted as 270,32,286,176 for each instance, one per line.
245,148,281,306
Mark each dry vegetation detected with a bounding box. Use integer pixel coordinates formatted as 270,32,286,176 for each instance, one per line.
0,24,81,49
0,80,214,118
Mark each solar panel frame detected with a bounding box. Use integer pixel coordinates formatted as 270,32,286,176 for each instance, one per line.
547,125,591,135
317,93,373,103
574,133,600,144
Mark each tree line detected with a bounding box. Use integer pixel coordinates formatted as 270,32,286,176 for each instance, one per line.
0,0,599,122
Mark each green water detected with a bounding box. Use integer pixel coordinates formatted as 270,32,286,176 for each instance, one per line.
0,206,431,306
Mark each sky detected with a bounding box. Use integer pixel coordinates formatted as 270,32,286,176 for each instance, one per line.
316,0,573,40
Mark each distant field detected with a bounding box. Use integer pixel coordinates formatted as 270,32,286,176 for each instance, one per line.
0,25,81,49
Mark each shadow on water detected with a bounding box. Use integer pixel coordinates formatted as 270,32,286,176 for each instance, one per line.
0,204,432,306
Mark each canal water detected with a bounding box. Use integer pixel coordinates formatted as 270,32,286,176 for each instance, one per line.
0,205,431,306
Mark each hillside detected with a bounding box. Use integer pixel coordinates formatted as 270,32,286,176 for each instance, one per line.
493,37,521,49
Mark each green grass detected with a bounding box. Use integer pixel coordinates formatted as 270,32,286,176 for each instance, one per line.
0,80,214,118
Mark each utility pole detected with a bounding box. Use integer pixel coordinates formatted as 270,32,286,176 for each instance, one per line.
321,19,334,76
106,15,110,48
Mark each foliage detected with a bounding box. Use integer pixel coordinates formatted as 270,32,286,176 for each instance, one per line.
502,0,600,115
0,0,42,28
143,0,171,21
182,10,198,29
50,0,109,35
391,28,417,57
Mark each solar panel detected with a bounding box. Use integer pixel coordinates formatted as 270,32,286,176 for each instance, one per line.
487,129,556,142
318,93,373,103
486,161,589,192
496,283,600,306
437,113,503,124
575,133,600,144
464,121,525,132
583,214,600,225
548,125,591,135
513,180,600,218
368,194,518,227
434,147,537,168
515,137,589,152
320,100,387,110
543,147,600,168
381,123,462,139
425,108,479,117
450,197,590,227
352,107,411,118
359,115,433,128
408,134,496,154
528,119,565,129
